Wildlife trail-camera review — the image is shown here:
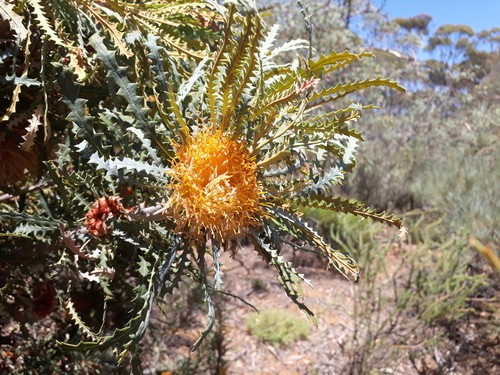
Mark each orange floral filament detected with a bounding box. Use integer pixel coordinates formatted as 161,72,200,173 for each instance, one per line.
167,128,264,243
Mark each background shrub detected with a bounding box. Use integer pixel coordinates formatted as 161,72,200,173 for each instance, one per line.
246,309,310,346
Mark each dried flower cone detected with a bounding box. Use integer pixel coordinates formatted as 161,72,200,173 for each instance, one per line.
0,133,39,185
85,196,127,237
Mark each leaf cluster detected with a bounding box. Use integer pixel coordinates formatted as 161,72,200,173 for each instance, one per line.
0,1,405,371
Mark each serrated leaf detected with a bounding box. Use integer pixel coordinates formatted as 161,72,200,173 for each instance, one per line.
211,244,223,290
262,149,307,177
308,50,374,76
5,75,41,87
65,299,99,340
0,1,28,41
21,107,43,151
57,67,105,154
89,34,149,127
293,194,403,228
263,39,309,69
0,211,58,227
308,77,406,108
81,2,132,57
88,153,167,178
28,0,70,47
297,165,345,196
176,55,210,105
138,256,150,277
1,29,32,122
250,230,317,325
257,137,294,169
127,127,160,163
59,248,178,353
269,207,359,282
13,223,57,241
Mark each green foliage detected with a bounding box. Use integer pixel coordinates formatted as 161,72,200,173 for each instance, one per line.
400,212,489,323
245,308,309,346
1,0,497,372
1,0,406,371
306,209,489,373
143,284,228,375
410,104,499,244
393,14,432,35
269,4,498,371
251,277,266,291
0,323,121,374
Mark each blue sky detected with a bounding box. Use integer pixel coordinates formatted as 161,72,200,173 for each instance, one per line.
376,0,500,33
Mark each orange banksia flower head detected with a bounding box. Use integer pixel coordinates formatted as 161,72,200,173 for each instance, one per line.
0,132,39,186
85,196,127,237
167,128,264,243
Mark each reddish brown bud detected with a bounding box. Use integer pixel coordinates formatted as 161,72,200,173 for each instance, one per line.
85,196,126,237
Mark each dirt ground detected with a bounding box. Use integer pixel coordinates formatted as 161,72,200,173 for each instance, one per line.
143,246,418,374
141,243,499,375
220,248,361,375
2,240,496,374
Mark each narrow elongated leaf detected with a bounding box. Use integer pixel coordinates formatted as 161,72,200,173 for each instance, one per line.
89,153,167,178
269,207,360,282
89,35,149,128
28,0,69,47
293,194,403,228
250,231,317,324
308,77,406,108
81,2,132,57
308,50,374,76
0,2,28,41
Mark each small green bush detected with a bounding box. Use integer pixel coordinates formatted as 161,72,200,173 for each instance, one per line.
245,309,309,346
251,278,267,292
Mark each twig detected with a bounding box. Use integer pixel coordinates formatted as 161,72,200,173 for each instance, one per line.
215,289,259,313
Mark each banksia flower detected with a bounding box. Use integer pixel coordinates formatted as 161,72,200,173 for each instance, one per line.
44,5,405,357
85,196,127,237
167,128,264,243
159,5,404,288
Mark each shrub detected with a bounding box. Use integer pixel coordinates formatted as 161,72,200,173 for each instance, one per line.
246,309,310,346
306,209,490,373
